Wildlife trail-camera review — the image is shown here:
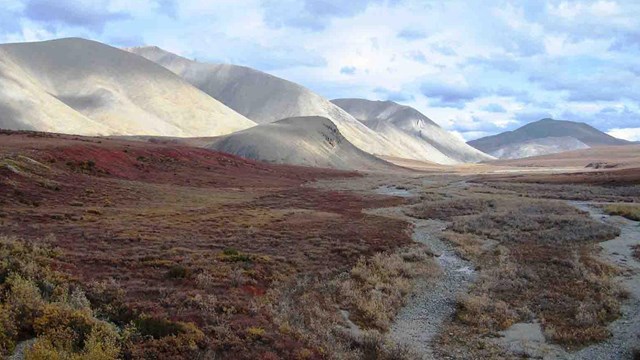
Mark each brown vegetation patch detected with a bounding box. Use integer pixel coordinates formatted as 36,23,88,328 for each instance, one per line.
474,181,640,202
425,196,624,358
266,245,437,359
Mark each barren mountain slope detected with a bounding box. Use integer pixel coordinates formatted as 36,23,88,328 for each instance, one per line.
491,136,590,159
0,38,255,136
128,46,433,161
468,118,628,158
332,98,493,164
207,116,399,171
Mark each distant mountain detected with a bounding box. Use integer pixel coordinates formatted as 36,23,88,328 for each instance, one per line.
0,38,255,137
207,116,398,171
332,99,493,164
128,46,467,164
468,118,629,159
490,136,590,159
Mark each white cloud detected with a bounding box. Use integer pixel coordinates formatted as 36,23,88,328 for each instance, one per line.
607,128,640,141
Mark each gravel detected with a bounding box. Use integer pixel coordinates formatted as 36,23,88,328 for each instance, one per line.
388,216,476,360
367,196,476,360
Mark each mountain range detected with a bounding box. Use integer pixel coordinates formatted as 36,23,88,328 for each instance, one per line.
0,38,632,169
128,46,487,165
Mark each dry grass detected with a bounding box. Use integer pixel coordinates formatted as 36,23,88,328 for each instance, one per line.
604,204,640,221
337,246,440,332
266,245,438,360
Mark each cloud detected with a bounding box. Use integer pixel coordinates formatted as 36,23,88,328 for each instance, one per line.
0,2,21,35
448,115,506,133
514,109,553,123
108,35,144,47
482,103,507,113
340,66,356,75
607,127,640,141
492,87,533,103
430,43,456,56
397,28,426,41
453,130,493,142
214,42,327,71
23,0,130,31
420,82,484,108
262,0,387,31
559,106,640,130
373,87,414,102
405,50,427,63
466,55,520,73
156,0,178,19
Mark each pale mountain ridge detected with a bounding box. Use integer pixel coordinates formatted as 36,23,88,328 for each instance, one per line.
127,46,443,162
331,98,494,164
491,136,590,159
0,38,256,137
207,116,399,171
469,118,629,159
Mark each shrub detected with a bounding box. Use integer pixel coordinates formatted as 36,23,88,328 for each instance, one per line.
604,204,640,221
222,248,239,256
33,304,95,351
0,236,123,359
409,198,495,220
5,274,45,337
338,247,438,332
133,316,194,339
195,271,215,290
246,326,266,340
221,248,252,262
166,264,190,279
0,304,17,354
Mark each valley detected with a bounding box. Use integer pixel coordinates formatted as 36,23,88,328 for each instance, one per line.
1,130,638,359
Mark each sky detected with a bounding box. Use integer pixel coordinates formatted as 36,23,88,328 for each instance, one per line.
1,0,639,141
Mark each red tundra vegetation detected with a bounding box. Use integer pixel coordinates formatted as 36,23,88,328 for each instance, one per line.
0,130,412,359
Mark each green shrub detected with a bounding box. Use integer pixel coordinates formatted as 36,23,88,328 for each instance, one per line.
166,265,190,279
134,316,186,339
222,248,239,256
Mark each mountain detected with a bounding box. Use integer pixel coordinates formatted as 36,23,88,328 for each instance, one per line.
490,136,590,159
127,46,441,162
331,99,493,164
0,38,255,136
207,116,398,171
468,118,630,159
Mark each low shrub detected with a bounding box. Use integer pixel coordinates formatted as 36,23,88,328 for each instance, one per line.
166,264,190,279
134,316,187,339
0,236,124,359
604,204,640,221
338,246,438,331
